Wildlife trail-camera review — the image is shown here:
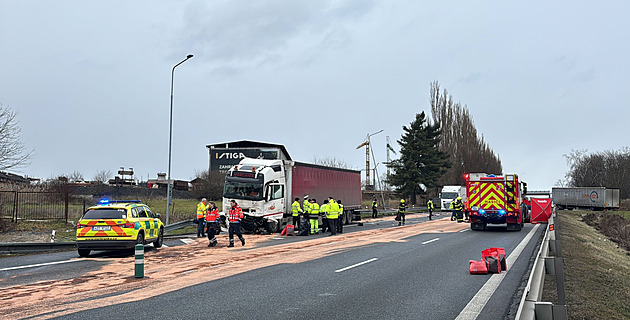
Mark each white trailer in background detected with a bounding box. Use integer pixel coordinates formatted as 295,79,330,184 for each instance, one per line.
552,187,620,210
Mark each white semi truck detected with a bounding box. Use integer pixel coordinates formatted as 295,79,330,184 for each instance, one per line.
222,158,362,233
439,185,466,210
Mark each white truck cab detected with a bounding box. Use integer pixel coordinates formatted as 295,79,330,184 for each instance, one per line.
440,185,466,211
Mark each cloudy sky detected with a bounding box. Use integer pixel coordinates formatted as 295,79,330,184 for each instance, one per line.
1,0,627,190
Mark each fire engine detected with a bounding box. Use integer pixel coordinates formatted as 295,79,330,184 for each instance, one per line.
465,173,529,231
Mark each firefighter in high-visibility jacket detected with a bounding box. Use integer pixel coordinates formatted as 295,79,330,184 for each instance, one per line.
326,197,340,235
452,197,465,223
450,201,456,221
227,200,245,247
372,199,378,218
309,199,320,235
336,200,344,234
427,199,434,221
320,199,329,233
397,199,407,226
196,198,209,237
291,198,302,229
302,196,311,230
205,202,220,247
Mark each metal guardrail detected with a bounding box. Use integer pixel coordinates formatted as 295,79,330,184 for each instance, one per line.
0,220,198,254
0,242,76,254
516,214,568,320
164,219,196,233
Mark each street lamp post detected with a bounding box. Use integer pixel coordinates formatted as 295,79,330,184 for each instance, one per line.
166,54,193,226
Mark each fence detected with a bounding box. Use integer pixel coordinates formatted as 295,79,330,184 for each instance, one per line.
0,191,87,223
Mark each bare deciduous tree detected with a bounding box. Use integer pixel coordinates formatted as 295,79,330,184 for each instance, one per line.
0,104,33,171
565,148,630,199
68,171,85,183
191,170,225,200
312,156,350,169
93,170,112,184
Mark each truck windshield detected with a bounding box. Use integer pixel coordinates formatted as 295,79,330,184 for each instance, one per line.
224,179,264,201
442,192,459,199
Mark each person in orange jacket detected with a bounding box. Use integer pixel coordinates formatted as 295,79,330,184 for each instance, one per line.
205,202,220,247
227,200,245,247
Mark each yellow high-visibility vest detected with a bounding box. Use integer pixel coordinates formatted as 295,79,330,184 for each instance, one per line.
327,200,340,219
197,202,208,219
291,201,301,216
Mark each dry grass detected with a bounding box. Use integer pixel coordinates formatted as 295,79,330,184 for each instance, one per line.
543,210,630,319
0,220,77,242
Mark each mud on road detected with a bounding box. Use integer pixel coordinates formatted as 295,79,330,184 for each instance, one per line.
1,218,466,320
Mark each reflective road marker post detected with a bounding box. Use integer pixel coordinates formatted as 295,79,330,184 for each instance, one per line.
135,244,144,278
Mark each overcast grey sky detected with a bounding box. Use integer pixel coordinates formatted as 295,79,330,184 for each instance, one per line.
1,0,627,190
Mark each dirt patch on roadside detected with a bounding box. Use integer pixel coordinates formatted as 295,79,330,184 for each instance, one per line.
1,218,466,319
581,212,630,253
0,221,76,243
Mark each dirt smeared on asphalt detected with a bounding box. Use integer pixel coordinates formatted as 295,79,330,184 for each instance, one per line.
1,218,467,319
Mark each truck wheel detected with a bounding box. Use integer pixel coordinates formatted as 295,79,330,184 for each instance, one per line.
265,220,282,234
78,249,91,257
153,228,164,248
471,222,486,231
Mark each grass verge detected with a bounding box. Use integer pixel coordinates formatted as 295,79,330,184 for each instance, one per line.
542,210,630,319
0,220,77,242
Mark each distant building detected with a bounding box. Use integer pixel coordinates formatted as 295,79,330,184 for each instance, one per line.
0,171,30,185
206,140,292,174
147,172,189,191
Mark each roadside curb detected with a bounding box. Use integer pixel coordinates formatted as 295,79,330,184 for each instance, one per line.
0,242,76,254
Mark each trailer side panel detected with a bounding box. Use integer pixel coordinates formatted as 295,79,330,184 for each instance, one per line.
291,162,362,209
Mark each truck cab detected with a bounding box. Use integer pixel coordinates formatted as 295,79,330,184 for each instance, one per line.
440,186,466,211
223,158,287,233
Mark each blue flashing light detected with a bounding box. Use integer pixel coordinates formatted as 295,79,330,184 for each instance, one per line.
479,209,486,215
98,198,110,205
499,209,506,215
488,174,496,177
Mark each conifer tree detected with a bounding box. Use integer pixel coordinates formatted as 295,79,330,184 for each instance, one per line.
387,112,450,204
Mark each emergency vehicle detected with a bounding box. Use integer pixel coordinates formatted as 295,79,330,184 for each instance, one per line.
76,200,164,257
465,173,529,231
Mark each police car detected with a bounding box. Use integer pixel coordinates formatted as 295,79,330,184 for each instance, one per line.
76,200,164,257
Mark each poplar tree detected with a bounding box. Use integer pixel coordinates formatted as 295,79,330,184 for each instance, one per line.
387,112,450,204
430,81,502,184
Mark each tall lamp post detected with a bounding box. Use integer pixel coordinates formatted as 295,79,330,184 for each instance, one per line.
166,54,193,226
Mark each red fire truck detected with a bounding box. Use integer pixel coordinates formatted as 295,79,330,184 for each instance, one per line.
465,173,529,231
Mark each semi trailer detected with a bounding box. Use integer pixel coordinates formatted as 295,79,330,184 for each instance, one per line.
222,158,362,233
552,187,620,210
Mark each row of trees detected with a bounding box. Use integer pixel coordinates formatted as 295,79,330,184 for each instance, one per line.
386,82,502,203
562,148,630,198
429,81,502,185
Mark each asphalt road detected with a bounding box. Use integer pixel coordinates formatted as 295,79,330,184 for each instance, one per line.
0,238,192,288
17,215,545,320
